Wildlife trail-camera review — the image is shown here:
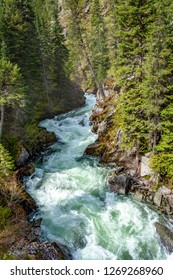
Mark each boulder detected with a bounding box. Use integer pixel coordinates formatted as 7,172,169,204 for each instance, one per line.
17,163,35,177
159,186,172,196
153,191,162,207
108,173,132,195
140,156,153,177
84,142,104,157
155,222,173,253
16,146,29,167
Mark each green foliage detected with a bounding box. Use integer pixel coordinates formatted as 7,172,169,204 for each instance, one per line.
0,0,75,160
112,0,150,153
57,0,173,185
0,205,12,230
0,144,14,180
33,0,68,100
62,0,109,89
89,0,109,83
156,103,173,152
1,253,15,260
0,57,25,106
143,0,173,151
0,0,173,186
150,153,173,182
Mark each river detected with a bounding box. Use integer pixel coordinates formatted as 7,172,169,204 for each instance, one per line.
25,94,172,260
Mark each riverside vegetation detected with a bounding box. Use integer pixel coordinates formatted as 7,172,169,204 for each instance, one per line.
0,0,84,259
0,0,173,259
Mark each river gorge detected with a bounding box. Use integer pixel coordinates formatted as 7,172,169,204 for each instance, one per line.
25,94,173,260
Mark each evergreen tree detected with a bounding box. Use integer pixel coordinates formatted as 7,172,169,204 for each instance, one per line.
144,0,173,150
89,0,109,84
114,0,151,163
33,0,68,104
0,143,14,181
147,0,173,181
0,0,44,119
103,0,119,76
0,57,25,141
63,0,105,97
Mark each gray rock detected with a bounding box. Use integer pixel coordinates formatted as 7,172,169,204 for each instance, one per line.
79,118,85,126
108,173,132,195
168,195,173,208
140,156,153,177
153,191,162,207
134,191,143,202
155,222,173,253
159,186,172,196
16,146,29,166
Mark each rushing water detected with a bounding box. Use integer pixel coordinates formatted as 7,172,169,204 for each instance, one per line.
25,94,172,260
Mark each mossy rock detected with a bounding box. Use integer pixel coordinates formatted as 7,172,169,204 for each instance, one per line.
38,129,56,144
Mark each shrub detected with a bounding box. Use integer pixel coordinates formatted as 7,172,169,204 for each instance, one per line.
0,144,14,181
150,153,173,183
0,206,11,230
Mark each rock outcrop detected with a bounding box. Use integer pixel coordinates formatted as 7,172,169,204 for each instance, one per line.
108,173,133,195
155,222,173,253
16,146,29,167
140,156,153,177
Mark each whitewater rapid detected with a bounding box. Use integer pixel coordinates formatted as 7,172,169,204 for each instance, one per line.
25,94,172,260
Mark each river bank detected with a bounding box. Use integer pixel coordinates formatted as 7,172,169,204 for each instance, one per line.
85,88,173,254
0,128,72,260
2,91,84,260
85,88,173,216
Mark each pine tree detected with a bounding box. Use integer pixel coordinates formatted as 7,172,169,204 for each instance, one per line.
147,0,173,181
89,0,109,84
0,0,45,118
33,0,68,104
0,56,25,141
144,0,173,150
63,0,105,98
114,0,151,163
0,143,14,181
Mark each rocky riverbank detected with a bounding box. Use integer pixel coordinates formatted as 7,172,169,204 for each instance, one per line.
0,169,71,260
0,87,86,260
0,127,70,260
85,86,173,216
85,85,173,253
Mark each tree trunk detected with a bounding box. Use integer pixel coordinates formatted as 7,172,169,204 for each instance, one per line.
135,139,140,173
41,51,50,104
83,46,105,99
0,104,4,142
